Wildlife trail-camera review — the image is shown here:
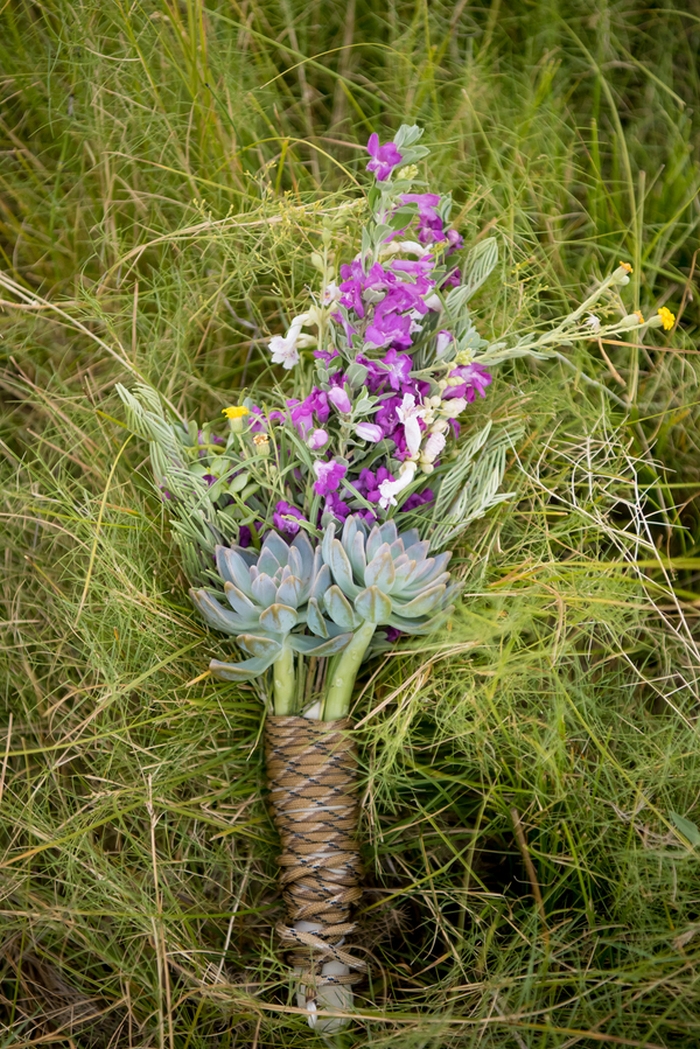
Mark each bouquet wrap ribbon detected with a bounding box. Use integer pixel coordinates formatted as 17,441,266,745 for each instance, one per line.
265,716,366,990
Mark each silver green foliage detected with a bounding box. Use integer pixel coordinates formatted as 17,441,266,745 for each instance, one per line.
322,516,457,635
190,530,352,681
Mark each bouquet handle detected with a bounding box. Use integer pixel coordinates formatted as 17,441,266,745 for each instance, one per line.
265,716,366,1030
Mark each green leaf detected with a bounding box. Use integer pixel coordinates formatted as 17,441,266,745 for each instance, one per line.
670,812,700,846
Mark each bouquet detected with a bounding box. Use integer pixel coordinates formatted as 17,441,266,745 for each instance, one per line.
118,125,672,1031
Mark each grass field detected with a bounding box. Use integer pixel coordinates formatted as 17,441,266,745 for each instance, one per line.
1,2,700,1046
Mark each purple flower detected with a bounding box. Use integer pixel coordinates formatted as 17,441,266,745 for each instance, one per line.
239,521,262,548
203,473,218,486
324,491,351,519
365,305,413,350
400,192,444,243
385,626,403,642
339,261,393,319
444,362,493,402
289,388,330,436
366,133,403,181
328,385,352,413
272,500,306,537
313,458,347,497
441,266,461,289
355,421,384,442
355,465,395,504
313,347,340,363
400,488,435,512
446,229,464,253
307,428,329,450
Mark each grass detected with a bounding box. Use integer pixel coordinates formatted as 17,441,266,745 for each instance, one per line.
1,1,700,1045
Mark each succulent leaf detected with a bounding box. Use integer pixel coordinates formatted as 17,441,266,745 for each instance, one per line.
215,546,255,596
355,585,393,624
324,585,362,631
224,581,260,619
190,589,242,635
237,634,283,659
391,583,446,618
276,575,302,608
328,537,359,597
307,597,329,638
209,654,275,680
287,633,352,656
251,573,278,608
364,546,396,590
259,603,298,634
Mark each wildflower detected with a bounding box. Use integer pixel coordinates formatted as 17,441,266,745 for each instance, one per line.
585,314,601,333
634,310,644,324
355,422,384,443
366,133,403,181
222,405,250,420
658,306,675,331
443,362,492,402
268,313,311,370
328,386,352,413
619,261,633,273
397,394,429,457
307,428,330,450
436,330,454,359
253,433,270,454
321,282,340,306
378,460,418,509
400,193,444,244
313,459,348,497
421,430,446,464
272,500,306,537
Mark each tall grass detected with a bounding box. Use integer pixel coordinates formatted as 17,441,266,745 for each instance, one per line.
1,2,699,1045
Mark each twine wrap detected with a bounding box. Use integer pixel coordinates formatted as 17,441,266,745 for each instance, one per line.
265,716,366,990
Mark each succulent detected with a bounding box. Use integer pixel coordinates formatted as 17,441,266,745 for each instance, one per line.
190,530,351,685
321,516,456,633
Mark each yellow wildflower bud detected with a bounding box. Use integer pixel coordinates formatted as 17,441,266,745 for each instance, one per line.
222,406,249,420
634,310,644,324
657,306,675,331
253,433,271,457
619,261,633,273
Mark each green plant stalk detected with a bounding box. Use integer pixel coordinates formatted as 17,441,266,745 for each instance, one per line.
272,645,296,715
323,622,376,721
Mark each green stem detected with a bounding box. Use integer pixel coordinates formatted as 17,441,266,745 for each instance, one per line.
323,622,376,721
273,645,296,715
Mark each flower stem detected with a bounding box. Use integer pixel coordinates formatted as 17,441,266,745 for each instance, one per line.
323,622,376,721
273,645,296,715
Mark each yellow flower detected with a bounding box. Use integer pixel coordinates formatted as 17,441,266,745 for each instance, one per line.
657,306,675,331
634,310,644,324
222,405,249,420
618,261,633,274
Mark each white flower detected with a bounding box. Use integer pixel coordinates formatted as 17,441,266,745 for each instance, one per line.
268,313,310,370
440,396,467,417
396,394,428,457
585,313,601,332
436,330,453,358
420,431,446,464
378,461,417,510
321,282,340,306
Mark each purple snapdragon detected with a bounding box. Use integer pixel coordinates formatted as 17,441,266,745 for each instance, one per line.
313,459,347,497
366,133,403,181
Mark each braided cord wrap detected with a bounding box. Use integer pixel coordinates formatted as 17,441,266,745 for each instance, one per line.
265,716,366,990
